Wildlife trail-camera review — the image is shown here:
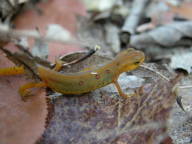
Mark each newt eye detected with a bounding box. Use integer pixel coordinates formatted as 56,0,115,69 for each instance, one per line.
134,61,140,65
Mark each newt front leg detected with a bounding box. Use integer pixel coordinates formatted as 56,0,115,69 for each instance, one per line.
113,79,135,99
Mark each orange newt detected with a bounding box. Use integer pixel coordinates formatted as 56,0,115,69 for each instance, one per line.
0,48,144,100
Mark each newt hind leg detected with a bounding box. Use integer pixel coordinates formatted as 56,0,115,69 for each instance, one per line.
19,59,64,101
19,82,46,101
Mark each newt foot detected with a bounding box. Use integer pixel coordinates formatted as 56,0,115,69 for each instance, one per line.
20,90,33,101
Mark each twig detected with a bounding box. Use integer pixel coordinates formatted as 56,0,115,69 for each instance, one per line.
0,46,39,79
140,64,170,81
0,24,77,44
140,64,189,112
173,85,192,112
6,0,15,9
16,44,33,57
54,45,100,69
175,85,192,89
120,0,150,46
121,0,150,34
63,45,100,66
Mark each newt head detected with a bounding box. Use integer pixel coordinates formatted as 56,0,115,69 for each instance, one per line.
115,48,145,73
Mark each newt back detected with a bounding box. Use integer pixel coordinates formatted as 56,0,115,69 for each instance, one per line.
37,65,114,94
37,48,145,95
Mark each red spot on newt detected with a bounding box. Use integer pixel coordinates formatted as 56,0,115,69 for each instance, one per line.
105,69,111,73
95,74,100,79
79,81,84,86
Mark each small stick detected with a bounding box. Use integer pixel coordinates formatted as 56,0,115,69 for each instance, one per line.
52,45,100,69
120,0,150,46
15,44,33,57
140,64,170,81
0,24,76,44
141,64,187,111
121,0,150,34
62,45,100,66
173,85,192,112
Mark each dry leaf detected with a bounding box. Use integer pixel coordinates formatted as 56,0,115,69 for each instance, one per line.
13,0,87,62
167,2,192,20
38,52,179,144
39,79,177,144
170,52,192,74
0,1,87,142
140,1,175,31
130,21,192,48
169,75,192,144
0,51,48,144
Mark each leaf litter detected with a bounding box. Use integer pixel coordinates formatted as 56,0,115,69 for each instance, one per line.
39,51,180,144
1,0,192,144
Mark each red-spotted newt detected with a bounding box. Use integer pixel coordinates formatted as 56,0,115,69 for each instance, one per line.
0,48,145,100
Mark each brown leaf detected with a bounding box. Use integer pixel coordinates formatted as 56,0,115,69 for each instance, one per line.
0,52,48,144
39,78,177,144
38,52,179,144
0,0,88,143
13,0,87,62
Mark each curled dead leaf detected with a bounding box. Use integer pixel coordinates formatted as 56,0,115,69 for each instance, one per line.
0,52,48,144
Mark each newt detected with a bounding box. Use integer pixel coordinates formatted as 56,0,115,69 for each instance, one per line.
0,48,145,100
